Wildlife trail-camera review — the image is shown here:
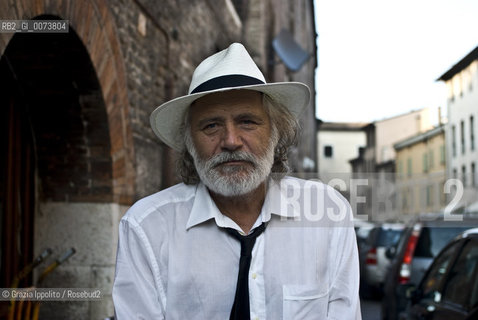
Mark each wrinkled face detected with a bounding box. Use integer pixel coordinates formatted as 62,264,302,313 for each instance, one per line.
186,90,277,196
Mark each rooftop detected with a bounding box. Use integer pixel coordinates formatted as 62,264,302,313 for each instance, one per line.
437,46,478,81
393,125,445,150
317,119,369,131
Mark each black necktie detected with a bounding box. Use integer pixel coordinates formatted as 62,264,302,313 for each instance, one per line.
226,223,266,320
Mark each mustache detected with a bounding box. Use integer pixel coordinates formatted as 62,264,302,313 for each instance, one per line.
206,151,257,169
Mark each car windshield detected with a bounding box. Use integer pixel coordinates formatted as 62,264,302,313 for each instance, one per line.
377,229,403,247
414,227,470,258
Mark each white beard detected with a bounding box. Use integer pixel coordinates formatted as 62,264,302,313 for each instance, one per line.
186,130,277,197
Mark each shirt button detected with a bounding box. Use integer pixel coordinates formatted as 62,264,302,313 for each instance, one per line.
252,273,257,279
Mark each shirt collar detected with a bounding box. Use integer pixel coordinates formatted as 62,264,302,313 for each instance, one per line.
186,178,300,230
262,178,301,221
186,183,219,230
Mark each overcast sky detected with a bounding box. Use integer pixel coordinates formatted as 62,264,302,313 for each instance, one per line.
315,0,478,124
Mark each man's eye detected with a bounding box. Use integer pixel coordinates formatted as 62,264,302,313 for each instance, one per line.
241,120,260,128
203,123,218,130
241,119,256,125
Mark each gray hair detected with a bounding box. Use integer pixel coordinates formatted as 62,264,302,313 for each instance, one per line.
177,94,300,184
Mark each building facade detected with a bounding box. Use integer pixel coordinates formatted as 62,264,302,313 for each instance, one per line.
316,120,367,199
394,125,446,216
350,108,433,221
438,46,478,211
374,108,433,165
0,1,317,318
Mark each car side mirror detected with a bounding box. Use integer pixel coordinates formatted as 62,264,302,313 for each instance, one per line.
385,246,396,259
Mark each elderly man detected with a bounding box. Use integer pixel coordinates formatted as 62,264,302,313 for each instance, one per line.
113,43,361,319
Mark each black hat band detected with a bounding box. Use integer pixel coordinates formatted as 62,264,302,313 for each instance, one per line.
190,74,265,94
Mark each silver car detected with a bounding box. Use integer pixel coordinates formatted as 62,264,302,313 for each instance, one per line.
361,223,404,296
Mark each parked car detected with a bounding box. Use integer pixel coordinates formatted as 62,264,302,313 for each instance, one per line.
360,223,404,297
355,220,375,259
356,221,375,296
355,221,375,247
398,228,478,319
381,213,478,320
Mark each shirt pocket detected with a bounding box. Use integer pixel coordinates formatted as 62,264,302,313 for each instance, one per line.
282,284,328,320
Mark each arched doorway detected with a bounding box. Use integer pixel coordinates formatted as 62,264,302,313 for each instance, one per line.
0,15,113,318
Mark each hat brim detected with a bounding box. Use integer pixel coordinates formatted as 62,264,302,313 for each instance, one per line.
150,82,311,151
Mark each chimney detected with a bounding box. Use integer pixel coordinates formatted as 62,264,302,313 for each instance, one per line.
438,106,442,126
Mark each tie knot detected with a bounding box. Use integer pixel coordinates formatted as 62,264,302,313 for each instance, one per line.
226,223,266,257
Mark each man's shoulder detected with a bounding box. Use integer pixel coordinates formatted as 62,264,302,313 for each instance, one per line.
122,183,197,224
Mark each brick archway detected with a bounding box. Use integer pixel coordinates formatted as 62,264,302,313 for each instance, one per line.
0,0,135,204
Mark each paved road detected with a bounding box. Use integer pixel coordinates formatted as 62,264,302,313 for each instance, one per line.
361,297,381,320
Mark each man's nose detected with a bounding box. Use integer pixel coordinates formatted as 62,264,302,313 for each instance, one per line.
221,124,243,151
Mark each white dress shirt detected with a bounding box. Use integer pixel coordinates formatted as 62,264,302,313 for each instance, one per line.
113,176,361,319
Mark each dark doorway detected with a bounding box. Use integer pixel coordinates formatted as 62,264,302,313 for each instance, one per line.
0,15,112,299
0,60,36,289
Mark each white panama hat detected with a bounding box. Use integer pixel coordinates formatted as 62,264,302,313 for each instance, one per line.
150,42,311,151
